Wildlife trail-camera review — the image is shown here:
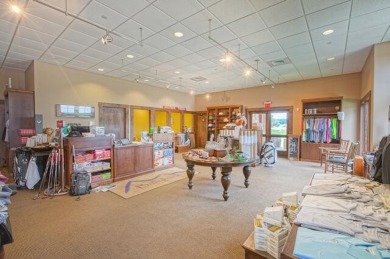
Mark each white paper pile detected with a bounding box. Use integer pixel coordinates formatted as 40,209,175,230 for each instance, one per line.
282,192,298,206
267,225,289,259
254,214,267,251
263,206,284,227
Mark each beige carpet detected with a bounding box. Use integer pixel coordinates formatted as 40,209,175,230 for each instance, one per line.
5,155,322,259
109,167,192,199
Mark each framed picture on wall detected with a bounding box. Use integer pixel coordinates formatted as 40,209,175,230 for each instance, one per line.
55,104,95,118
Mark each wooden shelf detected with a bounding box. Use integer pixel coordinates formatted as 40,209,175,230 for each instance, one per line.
207,105,243,139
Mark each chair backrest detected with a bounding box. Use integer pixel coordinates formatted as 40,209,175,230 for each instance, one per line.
347,142,359,160
340,139,350,151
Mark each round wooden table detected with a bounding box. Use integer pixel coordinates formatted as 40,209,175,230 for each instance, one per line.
183,155,256,201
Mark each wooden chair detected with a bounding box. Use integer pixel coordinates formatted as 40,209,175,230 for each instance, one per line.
324,142,360,174
319,139,350,166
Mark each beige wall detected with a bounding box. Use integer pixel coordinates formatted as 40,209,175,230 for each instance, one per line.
196,73,361,141
25,62,35,91
372,42,390,145
33,61,194,132
0,68,26,96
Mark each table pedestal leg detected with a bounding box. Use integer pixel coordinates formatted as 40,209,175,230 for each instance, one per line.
186,164,195,190
221,167,232,201
211,167,217,180
243,165,251,188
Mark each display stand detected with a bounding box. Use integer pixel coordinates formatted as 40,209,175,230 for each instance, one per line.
207,105,243,140
153,133,175,169
287,135,300,161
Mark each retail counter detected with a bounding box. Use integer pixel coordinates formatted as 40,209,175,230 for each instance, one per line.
113,143,154,181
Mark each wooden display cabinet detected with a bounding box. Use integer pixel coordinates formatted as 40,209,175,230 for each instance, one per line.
301,97,342,162
207,105,243,140
64,136,113,188
113,143,154,181
287,135,300,161
153,133,175,169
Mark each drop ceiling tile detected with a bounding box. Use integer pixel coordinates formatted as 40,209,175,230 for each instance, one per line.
270,17,308,39
195,60,217,69
87,65,115,74
383,29,390,42
96,0,149,18
241,29,274,47
259,0,304,27
197,46,225,60
136,57,161,67
39,0,91,15
206,26,238,44
302,0,350,14
0,31,13,44
251,41,282,56
73,54,103,65
306,2,351,30
278,31,311,49
104,69,130,77
133,5,176,32
90,41,124,55
180,36,213,52
259,50,287,62
40,54,69,65
181,9,223,35
79,1,128,30
343,46,371,73
0,19,17,35
82,48,112,60
164,58,190,68
25,1,74,26
127,43,159,57
164,44,192,58
115,19,154,42
238,47,257,60
313,34,347,60
9,45,44,58
12,36,50,51
124,62,150,71
0,3,23,24
153,0,204,21
347,24,388,51
15,26,57,46
59,29,98,47
349,8,390,32
46,46,78,59
181,53,206,63
110,36,137,49
310,20,349,41
284,43,314,57
97,61,122,70
2,61,31,71
68,20,105,39
143,33,176,50
351,0,390,17
249,0,285,11
7,50,40,60
20,13,65,37
52,38,89,53
226,13,266,38
208,0,255,24
148,51,175,63
65,60,93,70
159,23,198,43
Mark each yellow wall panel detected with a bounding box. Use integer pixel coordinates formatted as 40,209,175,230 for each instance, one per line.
155,110,167,128
171,112,181,133
134,109,150,141
184,113,193,132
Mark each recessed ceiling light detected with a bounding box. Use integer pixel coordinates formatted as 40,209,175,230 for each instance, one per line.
10,4,21,13
322,29,334,35
245,69,251,77
327,57,335,61
144,79,149,82
127,54,134,59
205,81,209,84
166,85,170,89
175,71,180,74
219,58,225,62
174,32,184,38
190,90,194,95
98,68,104,72
206,94,210,99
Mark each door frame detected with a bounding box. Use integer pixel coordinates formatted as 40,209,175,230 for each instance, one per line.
247,106,293,157
98,102,130,139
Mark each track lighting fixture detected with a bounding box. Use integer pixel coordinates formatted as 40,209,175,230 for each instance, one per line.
101,30,112,45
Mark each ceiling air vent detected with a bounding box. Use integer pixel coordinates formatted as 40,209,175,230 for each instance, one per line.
267,57,291,67
190,76,207,82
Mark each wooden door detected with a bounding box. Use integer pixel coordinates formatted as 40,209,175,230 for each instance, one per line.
195,111,207,148
99,103,129,139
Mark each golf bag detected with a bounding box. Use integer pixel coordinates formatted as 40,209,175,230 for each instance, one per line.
370,135,390,184
13,147,34,188
70,171,91,197
260,141,277,167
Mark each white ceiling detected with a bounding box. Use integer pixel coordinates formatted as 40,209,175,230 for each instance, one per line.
1,0,390,94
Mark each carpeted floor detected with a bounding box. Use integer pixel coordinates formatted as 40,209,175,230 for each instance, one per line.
4,154,323,259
